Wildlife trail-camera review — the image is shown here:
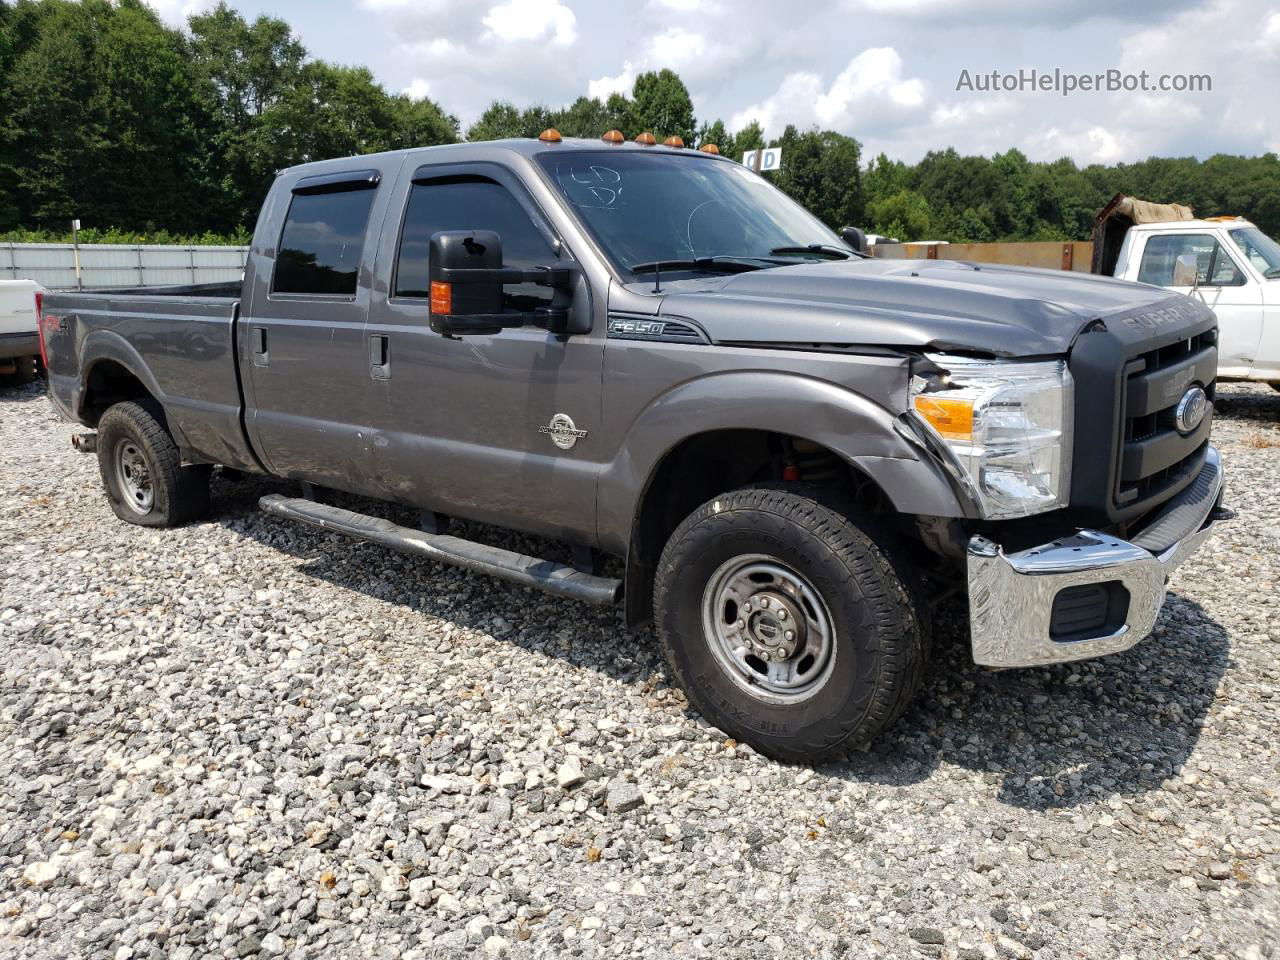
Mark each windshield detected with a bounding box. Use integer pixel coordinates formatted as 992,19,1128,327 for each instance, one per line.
536,151,847,274
1229,226,1280,278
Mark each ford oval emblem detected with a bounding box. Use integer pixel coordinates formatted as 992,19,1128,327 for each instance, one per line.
1174,385,1208,435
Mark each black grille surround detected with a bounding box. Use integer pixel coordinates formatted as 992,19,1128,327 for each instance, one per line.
1067,296,1218,529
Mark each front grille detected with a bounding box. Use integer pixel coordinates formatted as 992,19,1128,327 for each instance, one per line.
1116,330,1216,509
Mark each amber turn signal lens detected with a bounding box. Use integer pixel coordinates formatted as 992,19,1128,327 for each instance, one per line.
912,394,974,439
601,129,624,143
698,143,720,154
635,131,656,145
429,281,452,316
538,127,562,142
663,135,684,148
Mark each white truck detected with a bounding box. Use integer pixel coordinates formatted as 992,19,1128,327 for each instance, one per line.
1104,210,1280,387
872,196,1280,390
0,279,43,385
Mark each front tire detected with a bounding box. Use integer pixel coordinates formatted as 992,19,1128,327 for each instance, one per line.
654,486,926,762
97,400,210,527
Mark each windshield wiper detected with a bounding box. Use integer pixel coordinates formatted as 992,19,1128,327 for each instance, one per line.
629,257,767,276
768,244,857,260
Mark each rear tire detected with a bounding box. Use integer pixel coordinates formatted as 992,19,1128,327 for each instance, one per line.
11,356,36,385
654,486,926,763
97,400,210,527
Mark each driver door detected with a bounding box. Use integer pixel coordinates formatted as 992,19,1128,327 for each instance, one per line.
363,162,605,543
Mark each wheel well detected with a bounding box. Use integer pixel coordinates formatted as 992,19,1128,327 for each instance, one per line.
624,430,892,628
81,360,154,425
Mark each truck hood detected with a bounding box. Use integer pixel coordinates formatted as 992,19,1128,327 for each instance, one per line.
650,258,1205,356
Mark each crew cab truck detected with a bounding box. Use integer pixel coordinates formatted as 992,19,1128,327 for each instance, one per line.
40,134,1227,761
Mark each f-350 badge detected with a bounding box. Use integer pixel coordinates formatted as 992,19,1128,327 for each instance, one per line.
539,413,588,450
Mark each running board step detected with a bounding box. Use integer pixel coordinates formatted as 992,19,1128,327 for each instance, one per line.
258,494,621,606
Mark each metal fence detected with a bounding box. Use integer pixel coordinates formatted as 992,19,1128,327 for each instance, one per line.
0,243,249,290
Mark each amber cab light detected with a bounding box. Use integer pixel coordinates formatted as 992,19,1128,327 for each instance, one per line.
663,135,684,148
635,132,656,145
601,129,624,144
429,282,452,316
698,143,720,154
538,128,562,142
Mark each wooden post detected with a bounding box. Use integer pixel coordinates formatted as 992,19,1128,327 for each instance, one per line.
1061,243,1074,271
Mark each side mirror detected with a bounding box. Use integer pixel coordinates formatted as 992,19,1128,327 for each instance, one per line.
840,226,868,255
428,230,575,338
1172,253,1199,287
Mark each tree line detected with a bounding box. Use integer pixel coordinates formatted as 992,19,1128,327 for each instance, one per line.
3,0,1278,246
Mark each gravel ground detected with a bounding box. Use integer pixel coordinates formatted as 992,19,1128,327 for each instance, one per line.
1,380,1278,960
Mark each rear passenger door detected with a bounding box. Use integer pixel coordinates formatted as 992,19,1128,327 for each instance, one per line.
240,166,397,490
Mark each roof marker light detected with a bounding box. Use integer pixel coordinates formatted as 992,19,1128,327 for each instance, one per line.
663,135,685,148
538,128,562,142
698,143,720,154
635,132,656,145
602,129,624,144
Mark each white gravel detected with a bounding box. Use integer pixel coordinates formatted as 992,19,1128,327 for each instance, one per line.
1,381,1278,959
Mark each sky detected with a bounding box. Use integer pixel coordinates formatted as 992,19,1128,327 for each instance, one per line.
146,0,1280,166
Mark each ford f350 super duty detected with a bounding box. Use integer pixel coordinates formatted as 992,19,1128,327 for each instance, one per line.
39,132,1228,761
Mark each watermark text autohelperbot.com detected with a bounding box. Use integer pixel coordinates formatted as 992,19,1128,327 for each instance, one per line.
956,68,1212,96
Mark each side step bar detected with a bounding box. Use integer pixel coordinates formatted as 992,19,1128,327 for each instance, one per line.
259,494,622,606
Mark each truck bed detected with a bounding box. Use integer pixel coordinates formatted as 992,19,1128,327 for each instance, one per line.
42,283,261,472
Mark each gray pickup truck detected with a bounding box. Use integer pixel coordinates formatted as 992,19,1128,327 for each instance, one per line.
40,133,1227,761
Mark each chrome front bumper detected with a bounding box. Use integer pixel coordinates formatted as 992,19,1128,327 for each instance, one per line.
967,445,1224,668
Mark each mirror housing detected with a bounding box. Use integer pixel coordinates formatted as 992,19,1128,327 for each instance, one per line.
428,230,576,337
1172,253,1199,288
840,226,868,255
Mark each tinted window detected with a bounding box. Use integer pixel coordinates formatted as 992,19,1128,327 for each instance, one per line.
273,188,376,296
1137,233,1246,287
395,178,557,307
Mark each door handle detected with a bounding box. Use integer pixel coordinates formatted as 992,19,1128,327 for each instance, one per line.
369,334,390,380
252,326,269,366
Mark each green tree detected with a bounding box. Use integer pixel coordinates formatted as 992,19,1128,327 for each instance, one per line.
630,68,695,143
868,189,933,241
1,0,217,232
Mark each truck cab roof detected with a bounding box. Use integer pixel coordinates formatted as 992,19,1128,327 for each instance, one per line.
276,135,728,180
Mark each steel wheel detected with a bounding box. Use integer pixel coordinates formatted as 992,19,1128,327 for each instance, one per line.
114,439,154,515
701,553,837,704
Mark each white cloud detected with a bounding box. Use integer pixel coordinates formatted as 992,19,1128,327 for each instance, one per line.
589,61,639,100
402,78,432,99
482,0,578,46
1036,125,1128,163
731,47,926,136
143,0,216,26
647,27,706,66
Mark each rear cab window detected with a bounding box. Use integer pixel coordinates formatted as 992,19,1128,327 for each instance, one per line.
273,170,380,297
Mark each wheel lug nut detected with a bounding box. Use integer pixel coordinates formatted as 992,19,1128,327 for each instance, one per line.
760,598,770,608
784,630,795,641
777,609,787,621
736,620,746,631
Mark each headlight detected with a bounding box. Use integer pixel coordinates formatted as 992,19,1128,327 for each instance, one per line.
909,355,1073,519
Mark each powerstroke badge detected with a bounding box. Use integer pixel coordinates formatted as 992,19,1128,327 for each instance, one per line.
539,413,588,450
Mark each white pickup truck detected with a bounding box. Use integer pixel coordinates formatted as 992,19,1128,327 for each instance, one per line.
872,196,1280,390
0,279,43,384
1107,214,1280,386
